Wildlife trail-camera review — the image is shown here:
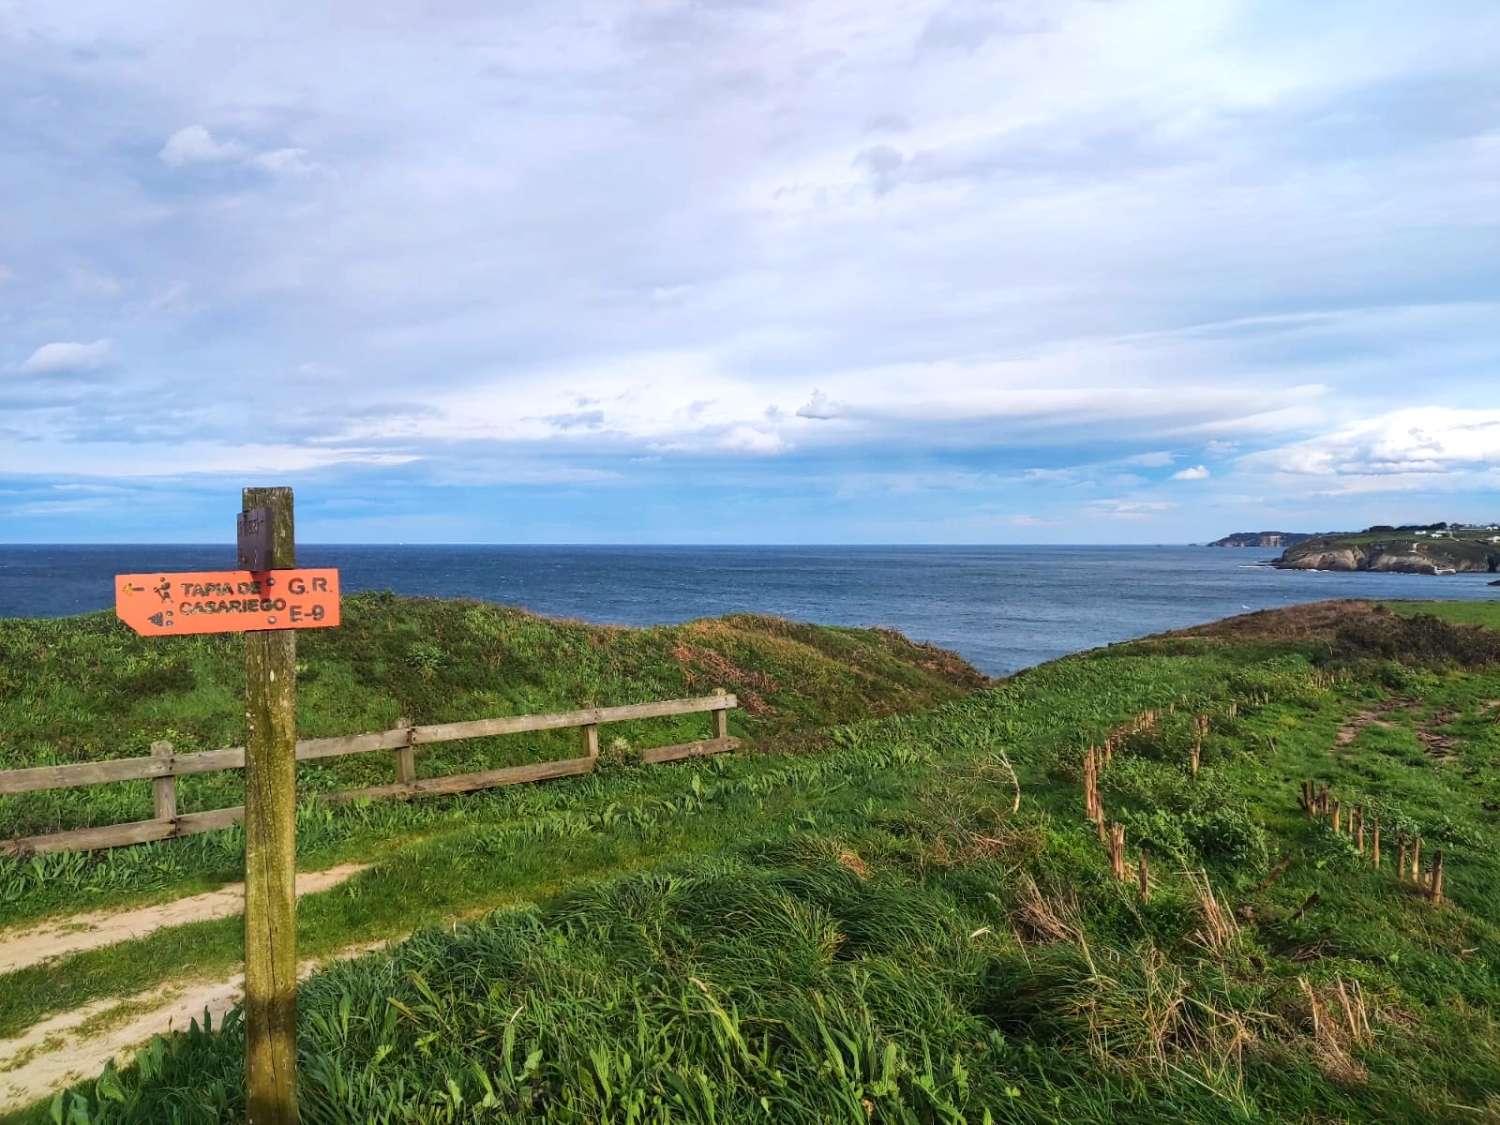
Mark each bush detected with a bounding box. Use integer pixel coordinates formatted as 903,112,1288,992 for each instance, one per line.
1334,613,1500,667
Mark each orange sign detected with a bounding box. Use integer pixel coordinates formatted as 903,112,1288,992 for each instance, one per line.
115,568,340,636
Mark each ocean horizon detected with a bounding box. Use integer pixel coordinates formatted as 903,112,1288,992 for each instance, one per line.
3,543,1495,676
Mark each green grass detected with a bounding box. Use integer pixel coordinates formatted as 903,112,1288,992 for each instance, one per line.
0,594,981,926
8,600,1500,1122
1383,599,1500,630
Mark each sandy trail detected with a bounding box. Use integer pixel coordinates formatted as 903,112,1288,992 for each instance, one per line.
0,863,367,977
0,940,386,1114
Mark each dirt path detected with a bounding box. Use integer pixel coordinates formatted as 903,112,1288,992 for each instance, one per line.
0,863,367,977
1334,706,1399,749
0,940,385,1114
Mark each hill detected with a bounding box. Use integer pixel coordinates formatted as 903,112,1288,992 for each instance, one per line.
1207,530,1314,548
1276,527,1500,575
8,599,1500,1122
0,593,984,851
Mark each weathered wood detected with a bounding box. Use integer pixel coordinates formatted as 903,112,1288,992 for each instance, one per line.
394,717,416,786
2,688,744,856
640,737,739,765
0,735,401,795
412,694,737,745
0,696,734,796
1430,849,1445,904
0,756,181,795
241,485,298,1125
0,806,245,856
297,729,410,760
151,741,176,821
329,755,597,804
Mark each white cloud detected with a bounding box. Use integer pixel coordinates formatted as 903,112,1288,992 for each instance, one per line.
1247,408,1500,478
0,264,14,284
1086,498,1178,519
796,389,844,421
160,127,313,175
247,147,316,175
69,267,122,296
1023,468,1077,483
717,426,786,455
1122,451,1177,467
19,339,112,374
1172,464,1210,480
1010,514,1057,527
1204,439,1239,457
159,124,247,167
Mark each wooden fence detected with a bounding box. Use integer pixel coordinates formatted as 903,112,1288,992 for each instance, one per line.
0,692,738,856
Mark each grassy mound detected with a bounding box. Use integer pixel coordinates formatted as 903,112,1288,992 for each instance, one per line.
10,600,1500,1122
0,593,982,847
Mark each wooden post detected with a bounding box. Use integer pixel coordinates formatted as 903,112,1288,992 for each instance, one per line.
1396,838,1407,882
1371,819,1380,867
151,740,176,822
717,687,735,750
1355,808,1365,854
1410,837,1422,883
1137,848,1150,901
1332,800,1341,834
242,486,299,1125
1430,850,1444,904
581,722,600,759
395,717,415,786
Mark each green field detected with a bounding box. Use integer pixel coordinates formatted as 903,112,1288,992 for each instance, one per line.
6,599,1500,1122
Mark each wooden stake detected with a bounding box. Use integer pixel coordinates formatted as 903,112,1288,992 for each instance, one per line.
581,721,600,759
1356,807,1365,854
1332,799,1341,834
1371,819,1380,867
394,717,415,786
150,740,176,821
242,486,299,1125
1396,838,1407,882
1430,850,1444,904
710,690,729,743
1138,848,1150,901
1410,836,1421,883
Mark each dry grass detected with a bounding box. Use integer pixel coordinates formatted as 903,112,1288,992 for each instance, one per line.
1186,869,1241,958
1294,976,1374,1084
1008,874,1080,945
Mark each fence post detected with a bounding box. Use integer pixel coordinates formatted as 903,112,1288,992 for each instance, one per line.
395,717,416,786
581,722,600,759
712,688,729,742
151,740,176,822
242,485,299,1125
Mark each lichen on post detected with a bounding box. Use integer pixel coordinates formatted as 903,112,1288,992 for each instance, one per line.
242,486,299,1125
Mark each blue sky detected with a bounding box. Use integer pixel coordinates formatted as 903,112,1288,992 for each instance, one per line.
2,0,1498,544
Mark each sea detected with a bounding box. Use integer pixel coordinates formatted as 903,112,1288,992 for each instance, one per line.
1,545,1495,677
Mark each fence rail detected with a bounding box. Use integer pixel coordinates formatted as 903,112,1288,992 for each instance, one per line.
1,692,738,856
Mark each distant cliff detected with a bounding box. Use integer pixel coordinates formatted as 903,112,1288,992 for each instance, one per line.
1275,530,1500,575
1209,531,1314,549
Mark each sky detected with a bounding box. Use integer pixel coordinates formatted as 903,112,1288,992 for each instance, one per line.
2,0,1498,544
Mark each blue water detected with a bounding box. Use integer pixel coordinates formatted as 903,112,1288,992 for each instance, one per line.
1,545,1495,676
